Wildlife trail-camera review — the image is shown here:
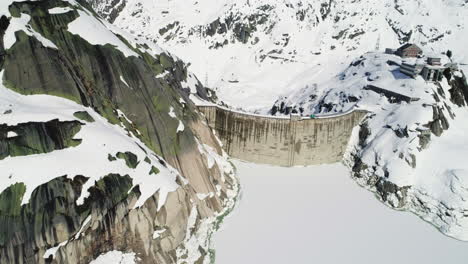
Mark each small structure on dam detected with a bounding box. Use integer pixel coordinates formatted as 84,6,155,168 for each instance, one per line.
198,105,367,167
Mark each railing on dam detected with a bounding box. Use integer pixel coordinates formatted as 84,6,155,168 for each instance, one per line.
197,105,368,167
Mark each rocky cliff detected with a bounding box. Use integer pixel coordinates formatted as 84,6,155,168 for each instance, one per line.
0,0,238,263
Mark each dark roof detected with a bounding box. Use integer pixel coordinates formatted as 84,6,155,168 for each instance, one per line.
397,43,422,52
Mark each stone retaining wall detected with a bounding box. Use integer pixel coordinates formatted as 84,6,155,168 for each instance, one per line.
198,105,367,167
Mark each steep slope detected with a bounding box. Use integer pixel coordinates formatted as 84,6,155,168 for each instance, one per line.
274,51,468,240
89,0,468,112
0,0,238,263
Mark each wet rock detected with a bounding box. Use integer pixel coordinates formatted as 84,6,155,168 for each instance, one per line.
358,122,371,148
417,129,431,150
0,119,83,160
387,125,409,138
376,178,409,208
149,166,160,175
0,1,236,263
116,151,139,169
448,72,468,107
425,106,449,137
73,111,95,123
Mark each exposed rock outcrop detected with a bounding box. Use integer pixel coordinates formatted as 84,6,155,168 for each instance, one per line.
0,1,238,263
0,119,83,160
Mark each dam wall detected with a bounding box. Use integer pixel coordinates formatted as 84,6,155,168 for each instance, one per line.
198,105,368,167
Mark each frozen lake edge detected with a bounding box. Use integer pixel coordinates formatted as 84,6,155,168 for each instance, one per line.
214,161,468,264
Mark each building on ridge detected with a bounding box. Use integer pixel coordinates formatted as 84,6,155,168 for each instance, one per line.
400,62,424,78
395,44,423,58
427,57,442,66
421,65,445,82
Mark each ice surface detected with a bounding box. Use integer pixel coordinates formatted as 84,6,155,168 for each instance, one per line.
214,161,468,264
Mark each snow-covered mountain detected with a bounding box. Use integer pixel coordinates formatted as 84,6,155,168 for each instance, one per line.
1,0,468,263
91,0,468,112
91,0,468,241
276,51,468,240
0,0,237,263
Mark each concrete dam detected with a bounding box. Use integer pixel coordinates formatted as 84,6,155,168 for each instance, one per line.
198,105,368,167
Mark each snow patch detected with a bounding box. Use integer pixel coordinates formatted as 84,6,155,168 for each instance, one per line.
152,228,166,239
4,13,58,50
196,192,214,200
89,251,137,264
168,107,176,118
74,215,91,240
48,7,73,14
119,75,131,89
43,240,67,259
6,131,17,138
177,120,185,133
181,73,199,94
67,9,138,57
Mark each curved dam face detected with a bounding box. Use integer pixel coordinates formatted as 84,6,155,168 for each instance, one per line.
198,106,367,167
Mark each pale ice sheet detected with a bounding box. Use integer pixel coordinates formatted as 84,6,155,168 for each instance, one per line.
214,161,468,264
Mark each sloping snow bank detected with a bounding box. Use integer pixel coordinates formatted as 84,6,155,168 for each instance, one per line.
411,108,468,239
67,9,138,57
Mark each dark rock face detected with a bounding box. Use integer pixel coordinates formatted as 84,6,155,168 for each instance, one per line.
3,0,202,163
115,151,139,169
0,1,237,263
0,174,139,264
358,121,370,148
0,119,83,160
448,73,468,107
417,129,431,150
73,111,95,122
376,178,410,208
425,105,449,137
86,0,127,23
201,11,270,45
0,15,9,68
